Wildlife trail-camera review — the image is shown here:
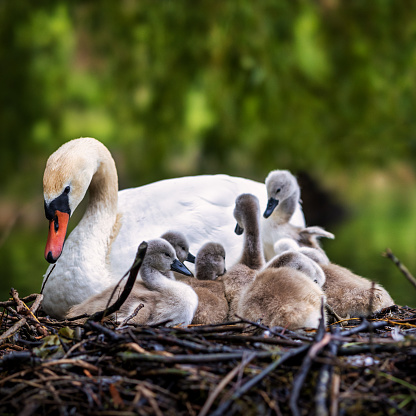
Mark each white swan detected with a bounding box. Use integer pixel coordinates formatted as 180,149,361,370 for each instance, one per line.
41,137,305,318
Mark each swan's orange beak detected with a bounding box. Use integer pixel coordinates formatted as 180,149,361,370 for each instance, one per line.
44,210,70,263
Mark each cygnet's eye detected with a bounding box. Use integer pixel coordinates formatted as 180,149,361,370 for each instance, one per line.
181,246,186,251
64,186,70,194
164,252,171,258
276,188,281,194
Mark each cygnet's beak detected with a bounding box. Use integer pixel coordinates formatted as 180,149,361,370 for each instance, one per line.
263,197,279,218
186,252,196,264
171,259,193,277
234,223,244,235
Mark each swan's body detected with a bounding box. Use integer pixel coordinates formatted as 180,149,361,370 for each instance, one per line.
66,239,198,326
41,138,305,318
262,170,333,261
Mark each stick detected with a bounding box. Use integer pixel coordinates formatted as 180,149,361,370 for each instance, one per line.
0,293,46,345
198,352,257,416
315,326,340,416
383,248,416,291
117,303,145,329
88,241,147,322
290,299,327,416
210,343,310,416
234,314,291,340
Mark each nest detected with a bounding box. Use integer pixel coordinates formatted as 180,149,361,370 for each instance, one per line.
1,286,416,416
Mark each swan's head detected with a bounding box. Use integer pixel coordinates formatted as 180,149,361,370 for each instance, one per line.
43,138,99,263
268,251,326,287
144,238,193,277
263,170,299,218
233,193,260,235
161,230,195,264
298,246,330,266
195,242,226,280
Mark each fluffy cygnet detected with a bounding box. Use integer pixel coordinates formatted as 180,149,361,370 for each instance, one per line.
177,242,228,325
66,239,198,326
220,193,265,321
237,248,327,330
266,250,326,287
161,230,195,279
321,263,394,318
161,230,196,265
297,246,394,318
262,170,334,261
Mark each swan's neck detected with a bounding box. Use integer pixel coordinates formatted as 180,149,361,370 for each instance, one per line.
84,152,118,224
273,188,299,223
141,265,176,292
65,147,119,273
240,211,264,270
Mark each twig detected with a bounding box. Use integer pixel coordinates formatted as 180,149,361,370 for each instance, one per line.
0,293,46,345
86,321,122,342
383,248,416,291
315,326,340,416
203,333,303,347
210,343,310,416
88,241,147,322
330,373,341,416
198,352,257,416
117,303,145,329
234,314,291,340
0,293,38,308
290,299,327,416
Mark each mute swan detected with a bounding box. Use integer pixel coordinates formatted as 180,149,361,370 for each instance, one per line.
262,170,334,261
41,137,305,318
178,242,229,325
219,193,265,321
66,239,198,326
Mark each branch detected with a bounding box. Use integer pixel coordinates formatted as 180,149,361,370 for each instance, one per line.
88,241,148,322
383,248,416,291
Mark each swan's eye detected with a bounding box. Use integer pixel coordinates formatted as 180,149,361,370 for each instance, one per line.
276,188,281,194
164,252,170,257
64,186,70,194
181,247,186,251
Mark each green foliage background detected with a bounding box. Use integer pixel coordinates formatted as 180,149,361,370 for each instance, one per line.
1,1,415,306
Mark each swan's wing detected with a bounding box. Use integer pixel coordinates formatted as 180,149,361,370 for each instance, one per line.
109,174,304,279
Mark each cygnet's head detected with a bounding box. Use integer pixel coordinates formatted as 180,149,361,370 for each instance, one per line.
195,242,226,280
263,170,299,218
298,247,330,266
143,238,193,277
233,193,260,235
267,250,326,287
273,238,300,256
160,230,196,264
